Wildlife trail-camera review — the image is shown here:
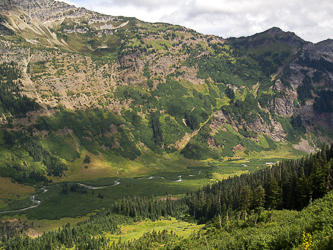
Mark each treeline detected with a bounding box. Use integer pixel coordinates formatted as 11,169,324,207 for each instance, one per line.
171,190,333,250
2,130,68,181
0,62,39,116
0,213,130,250
1,146,333,249
111,196,188,221
2,191,333,249
183,144,333,223
24,136,68,177
34,108,142,159
0,195,186,250
0,219,29,242
1,219,180,250
59,183,87,195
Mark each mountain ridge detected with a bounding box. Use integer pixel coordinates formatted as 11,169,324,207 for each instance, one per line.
0,0,332,184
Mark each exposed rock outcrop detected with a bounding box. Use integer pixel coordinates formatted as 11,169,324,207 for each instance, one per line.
274,97,294,117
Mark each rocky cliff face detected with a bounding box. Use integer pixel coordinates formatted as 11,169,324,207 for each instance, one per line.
8,0,77,20
274,98,294,117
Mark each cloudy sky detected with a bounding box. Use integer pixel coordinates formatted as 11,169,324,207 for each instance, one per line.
62,0,333,43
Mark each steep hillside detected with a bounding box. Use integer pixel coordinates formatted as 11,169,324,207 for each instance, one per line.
0,0,332,185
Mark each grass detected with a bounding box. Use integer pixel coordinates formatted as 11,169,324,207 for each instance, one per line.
42,135,80,162
317,123,333,141
0,199,6,209
212,170,249,180
0,196,34,212
22,167,213,220
0,177,35,200
29,216,91,235
147,39,172,50
1,144,304,221
106,217,203,243
0,120,307,234
0,177,36,211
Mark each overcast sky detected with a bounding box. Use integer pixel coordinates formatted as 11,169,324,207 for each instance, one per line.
61,0,333,43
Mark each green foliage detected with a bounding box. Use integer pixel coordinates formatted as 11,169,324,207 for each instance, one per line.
256,80,276,109
114,85,147,106
160,115,187,151
181,119,278,160
297,75,313,105
263,135,277,150
0,62,39,117
298,55,333,72
112,195,188,221
276,116,304,144
213,128,240,157
224,86,235,102
182,145,333,223
150,111,163,146
143,62,150,79
266,178,282,209
313,90,333,114
171,190,333,250
34,109,141,159
83,155,91,164
25,136,68,177
0,129,67,182
42,133,80,162
223,92,260,124
30,61,47,74
1,212,130,249
181,124,219,160
290,115,304,130
2,148,333,250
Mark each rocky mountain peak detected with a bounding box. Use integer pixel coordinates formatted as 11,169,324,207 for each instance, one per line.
315,39,333,59
6,0,81,21
264,26,283,34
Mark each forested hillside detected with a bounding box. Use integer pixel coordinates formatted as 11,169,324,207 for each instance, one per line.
1,145,332,249
0,1,333,248
0,0,332,175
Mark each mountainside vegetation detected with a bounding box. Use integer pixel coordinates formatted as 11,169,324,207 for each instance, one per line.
0,0,333,248
0,1,332,167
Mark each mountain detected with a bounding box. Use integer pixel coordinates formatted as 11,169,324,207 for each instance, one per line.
0,0,332,183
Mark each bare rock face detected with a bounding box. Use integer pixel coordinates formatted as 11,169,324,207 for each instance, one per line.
209,110,229,134
0,0,11,11
293,138,315,153
208,137,217,148
8,0,90,22
299,104,315,123
248,118,270,134
270,120,286,141
303,39,333,61
275,97,294,117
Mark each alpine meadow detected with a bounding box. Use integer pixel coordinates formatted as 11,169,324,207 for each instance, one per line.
0,0,333,249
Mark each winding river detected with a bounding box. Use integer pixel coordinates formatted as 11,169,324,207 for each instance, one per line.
0,171,202,214
0,188,48,214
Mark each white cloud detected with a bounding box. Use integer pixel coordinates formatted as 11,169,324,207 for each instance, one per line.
60,0,333,43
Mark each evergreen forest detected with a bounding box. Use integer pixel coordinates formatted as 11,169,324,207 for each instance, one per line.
1,1,333,249
0,145,332,249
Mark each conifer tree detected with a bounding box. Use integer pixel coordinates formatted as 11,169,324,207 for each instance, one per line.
252,185,266,214
297,168,310,210
266,178,282,209
239,186,252,220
